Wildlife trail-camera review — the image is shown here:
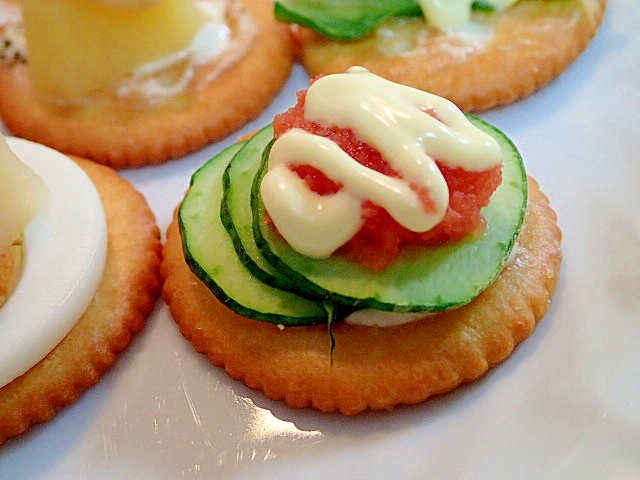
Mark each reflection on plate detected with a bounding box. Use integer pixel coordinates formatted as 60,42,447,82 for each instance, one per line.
1,1,639,478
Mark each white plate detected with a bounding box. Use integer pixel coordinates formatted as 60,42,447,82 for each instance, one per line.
1,2,639,478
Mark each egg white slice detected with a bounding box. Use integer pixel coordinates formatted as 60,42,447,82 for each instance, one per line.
0,138,107,388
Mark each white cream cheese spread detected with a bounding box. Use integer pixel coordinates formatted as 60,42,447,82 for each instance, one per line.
116,0,257,104
261,67,501,260
418,0,520,30
344,309,431,327
0,138,107,388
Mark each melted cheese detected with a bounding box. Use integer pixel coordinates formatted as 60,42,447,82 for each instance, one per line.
0,138,107,388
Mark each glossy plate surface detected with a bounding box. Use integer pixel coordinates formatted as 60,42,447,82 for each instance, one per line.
1,2,639,478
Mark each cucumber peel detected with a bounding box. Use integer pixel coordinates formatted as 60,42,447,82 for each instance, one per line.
274,0,495,40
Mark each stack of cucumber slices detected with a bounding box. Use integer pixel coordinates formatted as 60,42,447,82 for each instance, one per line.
179,116,527,327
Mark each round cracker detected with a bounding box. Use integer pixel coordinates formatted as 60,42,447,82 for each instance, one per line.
0,0,294,168
291,0,606,112
0,157,162,445
161,176,562,415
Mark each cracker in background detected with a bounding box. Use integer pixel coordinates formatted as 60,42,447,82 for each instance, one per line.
292,0,606,112
0,0,294,168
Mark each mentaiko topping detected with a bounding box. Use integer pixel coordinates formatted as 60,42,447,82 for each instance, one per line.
261,67,502,265
16,0,256,104
0,138,107,388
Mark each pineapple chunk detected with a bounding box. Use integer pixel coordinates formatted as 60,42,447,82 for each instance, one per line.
22,0,208,100
93,0,164,8
0,134,50,253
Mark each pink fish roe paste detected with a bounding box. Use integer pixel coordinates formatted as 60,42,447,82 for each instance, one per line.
271,87,502,272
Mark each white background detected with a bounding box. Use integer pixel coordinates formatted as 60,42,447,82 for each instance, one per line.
1,1,639,478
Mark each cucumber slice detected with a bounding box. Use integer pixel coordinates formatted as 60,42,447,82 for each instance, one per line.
221,127,300,291
179,142,329,326
221,126,329,300
274,0,422,41
253,115,528,312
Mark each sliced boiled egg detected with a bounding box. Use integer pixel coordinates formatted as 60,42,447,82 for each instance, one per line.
0,138,107,387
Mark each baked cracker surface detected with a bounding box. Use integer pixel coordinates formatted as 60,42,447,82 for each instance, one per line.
161,177,562,415
292,0,606,112
0,0,294,168
0,157,162,445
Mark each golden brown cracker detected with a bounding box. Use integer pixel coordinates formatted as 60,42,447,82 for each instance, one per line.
0,240,22,308
161,177,562,415
291,0,606,112
0,0,294,168
0,156,161,445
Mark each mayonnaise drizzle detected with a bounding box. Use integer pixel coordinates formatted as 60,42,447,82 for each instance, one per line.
261,67,502,259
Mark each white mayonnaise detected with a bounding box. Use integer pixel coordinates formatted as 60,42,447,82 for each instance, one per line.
0,138,107,388
261,67,502,259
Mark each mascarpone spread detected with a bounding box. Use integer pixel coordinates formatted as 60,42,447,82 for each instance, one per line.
0,138,107,388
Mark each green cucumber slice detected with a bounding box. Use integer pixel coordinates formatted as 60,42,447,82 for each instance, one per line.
274,0,421,40
220,127,277,283
179,142,329,326
253,115,527,312
274,0,495,40
221,126,326,297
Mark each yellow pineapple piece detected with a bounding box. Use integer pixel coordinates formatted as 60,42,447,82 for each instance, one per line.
93,0,164,8
22,0,207,100
0,134,50,253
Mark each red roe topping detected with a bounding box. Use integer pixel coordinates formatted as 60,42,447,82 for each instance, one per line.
272,87,502,272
